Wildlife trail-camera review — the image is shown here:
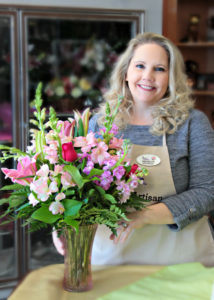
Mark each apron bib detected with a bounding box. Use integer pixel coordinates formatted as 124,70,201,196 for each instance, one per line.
92,135,214,266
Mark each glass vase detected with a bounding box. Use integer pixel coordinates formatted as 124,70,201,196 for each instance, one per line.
62,224,98,292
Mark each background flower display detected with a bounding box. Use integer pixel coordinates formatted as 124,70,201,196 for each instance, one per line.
0,83,148,235
42,39,118,112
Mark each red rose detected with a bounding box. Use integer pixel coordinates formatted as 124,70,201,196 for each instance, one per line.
127,163,139,177
62,142,78,162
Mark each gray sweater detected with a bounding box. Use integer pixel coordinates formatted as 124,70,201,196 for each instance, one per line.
89,109,214,231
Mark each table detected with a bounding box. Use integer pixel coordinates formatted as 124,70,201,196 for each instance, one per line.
8,264,162,300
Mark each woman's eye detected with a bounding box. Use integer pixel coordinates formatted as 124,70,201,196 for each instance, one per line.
136,64,145,69
155,67,165,72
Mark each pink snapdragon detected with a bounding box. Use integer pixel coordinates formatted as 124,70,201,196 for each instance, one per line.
2,156,37,186
99,170,113,190
129,173,139,189
103,158,117,170
91,141,110,165
44,144,58,164
109,124,119,135
113,166,125,180
83,161,94,175
116,181,131,203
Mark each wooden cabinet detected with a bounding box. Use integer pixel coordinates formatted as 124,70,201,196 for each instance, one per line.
163,0,214,127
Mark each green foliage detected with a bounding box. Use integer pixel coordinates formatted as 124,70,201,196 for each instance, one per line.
31,206,61,224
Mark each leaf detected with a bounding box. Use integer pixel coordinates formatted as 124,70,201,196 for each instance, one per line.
1,184,24,191
95,185,105,196
31,206,61,224
64,217,79,232
104,194,117,204
0,198,10,206
63,199,82,217
65,189,75,196
64,165,84,189
15,202,31,212
87,168,104,177
78,118,84,136
9,196,26,208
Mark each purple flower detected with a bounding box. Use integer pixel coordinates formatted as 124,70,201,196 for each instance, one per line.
83,161,94,175
103,158,117,170
99,170,113,190
113,166,125,180
109,124,118,135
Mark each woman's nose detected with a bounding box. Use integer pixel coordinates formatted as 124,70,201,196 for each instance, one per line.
142,68,154,82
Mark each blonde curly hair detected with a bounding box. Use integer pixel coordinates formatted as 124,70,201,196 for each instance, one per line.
97,32,194,135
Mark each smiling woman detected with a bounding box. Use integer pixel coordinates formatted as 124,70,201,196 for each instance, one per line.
126,43,169,120
53,32,214,267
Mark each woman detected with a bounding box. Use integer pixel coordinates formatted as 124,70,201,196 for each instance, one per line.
53,32,214,266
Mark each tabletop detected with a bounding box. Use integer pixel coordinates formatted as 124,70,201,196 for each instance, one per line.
8,264,162,300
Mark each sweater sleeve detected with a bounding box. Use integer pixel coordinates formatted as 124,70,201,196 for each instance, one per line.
162,111,214,231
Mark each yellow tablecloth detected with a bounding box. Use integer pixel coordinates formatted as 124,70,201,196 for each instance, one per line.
8,264,162,300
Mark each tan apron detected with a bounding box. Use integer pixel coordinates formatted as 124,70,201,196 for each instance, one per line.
92,135,214,266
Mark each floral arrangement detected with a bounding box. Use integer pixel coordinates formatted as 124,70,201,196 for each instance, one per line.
0,83,148,235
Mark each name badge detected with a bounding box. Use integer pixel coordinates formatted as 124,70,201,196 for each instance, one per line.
136,154,161,167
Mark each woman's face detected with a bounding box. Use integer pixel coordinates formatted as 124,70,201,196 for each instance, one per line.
126,43,169,108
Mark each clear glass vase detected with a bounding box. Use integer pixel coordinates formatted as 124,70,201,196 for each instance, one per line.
62,224,98,292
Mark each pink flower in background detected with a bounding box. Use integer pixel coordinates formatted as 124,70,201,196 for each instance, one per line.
49,201,65,215
2,156,37,186
91,141,110,165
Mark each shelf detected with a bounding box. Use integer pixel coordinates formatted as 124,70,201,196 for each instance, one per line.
177,42,214,48
193,90,214,97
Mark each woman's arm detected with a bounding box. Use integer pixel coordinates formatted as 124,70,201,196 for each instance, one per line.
112,203,174,243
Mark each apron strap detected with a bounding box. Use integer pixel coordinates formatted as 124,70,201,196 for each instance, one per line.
162,134,167,146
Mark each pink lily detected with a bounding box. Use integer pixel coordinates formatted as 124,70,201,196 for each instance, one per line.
2,156,37,186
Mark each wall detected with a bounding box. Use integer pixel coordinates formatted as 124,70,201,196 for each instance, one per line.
0,0,163,34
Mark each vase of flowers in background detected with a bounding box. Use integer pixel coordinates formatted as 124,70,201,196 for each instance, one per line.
0,83,148,292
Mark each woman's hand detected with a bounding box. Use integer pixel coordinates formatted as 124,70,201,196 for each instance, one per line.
52,230,65,255
111,203,174,244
